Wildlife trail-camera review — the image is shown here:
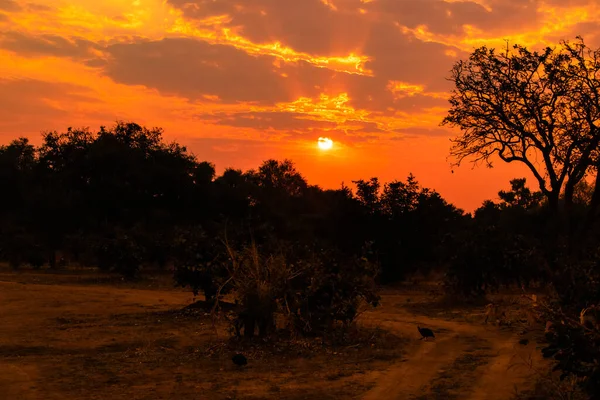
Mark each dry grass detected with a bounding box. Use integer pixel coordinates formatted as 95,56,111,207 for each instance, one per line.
0,267,575,400
0,267,404,400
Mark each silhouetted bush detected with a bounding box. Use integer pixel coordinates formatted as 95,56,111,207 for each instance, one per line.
217,241,380,338
93,230,144,279
287,244,380,334
445,223,545,297
172,226,229,303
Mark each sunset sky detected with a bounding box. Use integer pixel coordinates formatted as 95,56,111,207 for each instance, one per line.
0,0,597,211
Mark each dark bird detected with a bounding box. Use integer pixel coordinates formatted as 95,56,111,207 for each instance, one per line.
417,326,435,341
519,338,529,346
232,353,247,367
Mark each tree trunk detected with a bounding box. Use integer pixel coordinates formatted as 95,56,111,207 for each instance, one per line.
547,191,560,217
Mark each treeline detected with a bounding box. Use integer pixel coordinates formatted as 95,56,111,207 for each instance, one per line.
0,122,467,337
4,122,597,302
0,121,465,281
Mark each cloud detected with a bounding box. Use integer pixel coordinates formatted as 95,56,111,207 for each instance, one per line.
0,31,100,59
199,111,339,131
0,0,20,12
394,126,454,138
24,2,52,12
545,21,600,46
94,10,458,119
376,0,540,36
167,0,371,56
102,37,331,104
1,0,600,210
0,78,103,136
165,0,541,58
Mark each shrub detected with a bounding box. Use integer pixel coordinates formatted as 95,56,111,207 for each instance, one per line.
224,241,296,338
445,223,545,297
220,241,380,338
540,303,600,398
537,251,600,398
93,230,144,279
286,245,380,334
172,226,229,303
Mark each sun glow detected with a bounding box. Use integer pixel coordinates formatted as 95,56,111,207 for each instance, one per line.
318,137,333,150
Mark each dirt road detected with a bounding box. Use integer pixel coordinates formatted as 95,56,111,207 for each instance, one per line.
0,273,547,399
362,294,546,400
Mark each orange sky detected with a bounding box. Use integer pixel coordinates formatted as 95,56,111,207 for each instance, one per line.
0,0,596,211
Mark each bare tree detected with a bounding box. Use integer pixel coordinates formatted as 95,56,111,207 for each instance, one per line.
442,37,600,226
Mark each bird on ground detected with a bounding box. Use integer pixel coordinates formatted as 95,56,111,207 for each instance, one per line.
519,338,529,346
232,353,247,367
417,326,435,341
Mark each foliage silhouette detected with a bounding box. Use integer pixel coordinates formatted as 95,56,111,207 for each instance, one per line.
445,36,600,398
0,121,466,339
443,37,600,224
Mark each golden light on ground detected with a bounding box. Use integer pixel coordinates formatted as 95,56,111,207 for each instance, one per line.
318,137,333,150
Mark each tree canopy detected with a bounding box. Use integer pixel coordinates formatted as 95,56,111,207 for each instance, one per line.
442,37,600,220
0,121,465,283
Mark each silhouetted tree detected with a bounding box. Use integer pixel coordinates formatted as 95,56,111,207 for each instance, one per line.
442,37,600,228
444,37,600,397
498,178,544,210
353,178,380,213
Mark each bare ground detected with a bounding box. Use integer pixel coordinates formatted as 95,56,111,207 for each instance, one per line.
0,270,548,399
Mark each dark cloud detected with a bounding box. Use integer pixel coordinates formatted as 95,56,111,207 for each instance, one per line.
167,0,370,56
166,0,541,57
0,0,554,142
0,0,20,12
374,0,539,36
344,121,393,135
99,30,453,126
24,2,52,12
60,0,476,118
198,111,338,130
395,126,453,137
102,37,332,104
360,22,462,91
160,0,470,109
541,0,591,6
194,109,416,141
0,32,100,59
0,78,98,106
84,58,108,68
390,93,449,111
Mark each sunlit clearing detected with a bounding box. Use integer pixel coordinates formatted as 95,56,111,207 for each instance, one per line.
318,137,333,150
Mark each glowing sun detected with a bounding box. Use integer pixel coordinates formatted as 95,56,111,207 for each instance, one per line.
317,137,333,150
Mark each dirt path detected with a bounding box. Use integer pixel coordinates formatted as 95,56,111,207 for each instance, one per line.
363,331,468,400
362,306,545,400
0,275,547,400
0,363,39,400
